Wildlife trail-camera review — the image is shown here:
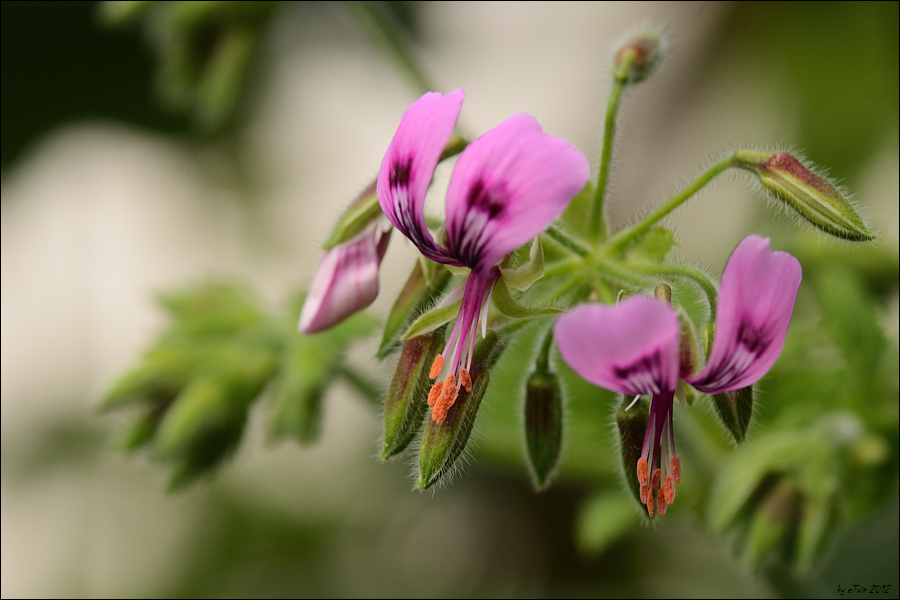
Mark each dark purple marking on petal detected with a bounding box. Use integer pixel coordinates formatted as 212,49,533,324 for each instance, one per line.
613,349,669,395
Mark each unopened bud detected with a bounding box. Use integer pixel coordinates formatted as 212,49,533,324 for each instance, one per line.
612,27,666,84
417,330,506,489
675,305,700,385
734,150,874,241
712,384,754,443
382,331,444,459
524,369,564,490
616,394,650,505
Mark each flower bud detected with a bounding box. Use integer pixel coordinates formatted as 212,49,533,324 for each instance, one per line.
743,479,801,568
733,149,874,241
615,394,651,505
524,368,564,490
382,331,444,459
712,385,754,443
612,27,666,84
416,330,505,489
299,220,391,334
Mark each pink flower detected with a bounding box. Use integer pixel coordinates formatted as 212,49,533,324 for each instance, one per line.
554,235,802,516
298,220,391,334
377,90,589,424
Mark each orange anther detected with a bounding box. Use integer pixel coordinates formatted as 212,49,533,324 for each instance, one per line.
651,468,661,491
637,457,649,485
427,381,442,407
640,482,649,505
656,488,667,516
459,369,472,392
671,456,681,484
647,493,655,518
429,354,444,379
663,475,675,505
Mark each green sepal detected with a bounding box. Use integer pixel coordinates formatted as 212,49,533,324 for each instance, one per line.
402,297,461,340
559,181,595,239
615,394,650,507
499,237,545,291
712,385,755,443
416,330,506,489
621,226,677,263
382,331,444,459
524,368,564,490
322,182,382,250
492,278,561,319
378,260,452,358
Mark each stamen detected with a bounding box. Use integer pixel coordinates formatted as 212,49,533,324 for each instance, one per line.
663,475,675,504
671,456,681,484
429,354,444,379
431,375,460,425
640,482,649,505
650,468,661,492
459,369,472,392
427,381,442,407
637,457,649,485
647,492,655,518
656,488,667,516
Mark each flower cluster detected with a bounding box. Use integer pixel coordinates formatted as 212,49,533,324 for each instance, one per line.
294,31,869,511
555,235,801,515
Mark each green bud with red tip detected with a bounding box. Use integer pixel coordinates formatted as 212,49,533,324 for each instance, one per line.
381,331,444,459
734,149,874,241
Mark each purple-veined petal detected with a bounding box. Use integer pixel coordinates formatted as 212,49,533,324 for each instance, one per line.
554,297,680,396
299,222,391,334
444,113,589,277
686,235,801,393
376,90,464,265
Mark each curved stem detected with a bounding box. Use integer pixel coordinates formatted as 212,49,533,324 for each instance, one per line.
589,78,627,244
606,155,736,253
543,226,591,257
535,323,555,372
626,262,719,316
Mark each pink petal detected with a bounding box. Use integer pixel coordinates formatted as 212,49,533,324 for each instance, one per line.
444,113,589,277
686,235,801,393
299,223,391,334
554,297,680,396
376,90,463,265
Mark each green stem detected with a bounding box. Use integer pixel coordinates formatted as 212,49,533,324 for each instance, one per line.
543,226,591,257
535,323,555,372
346,1,434,94
606,155,736,253
542,257,582,279
625,262,719,315
589,77,627,243
337,365,382,408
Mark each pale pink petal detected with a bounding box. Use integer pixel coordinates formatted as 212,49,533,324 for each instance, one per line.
299,224,390,334
444,113,589,277
687,235,801,393
554,297,680,396
376,90,463,265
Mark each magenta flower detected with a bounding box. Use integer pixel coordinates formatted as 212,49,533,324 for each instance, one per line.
299,220,391,334
377,89,589,424
554,235,801,516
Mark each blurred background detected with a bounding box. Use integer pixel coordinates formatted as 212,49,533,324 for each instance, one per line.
2,2,897,597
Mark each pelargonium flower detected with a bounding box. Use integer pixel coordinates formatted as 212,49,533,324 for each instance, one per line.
377,89,589,424
554,235,802,516
299,219,391,334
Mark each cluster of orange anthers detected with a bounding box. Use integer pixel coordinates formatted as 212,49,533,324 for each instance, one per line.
637,456,681,517
427,354,472,424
